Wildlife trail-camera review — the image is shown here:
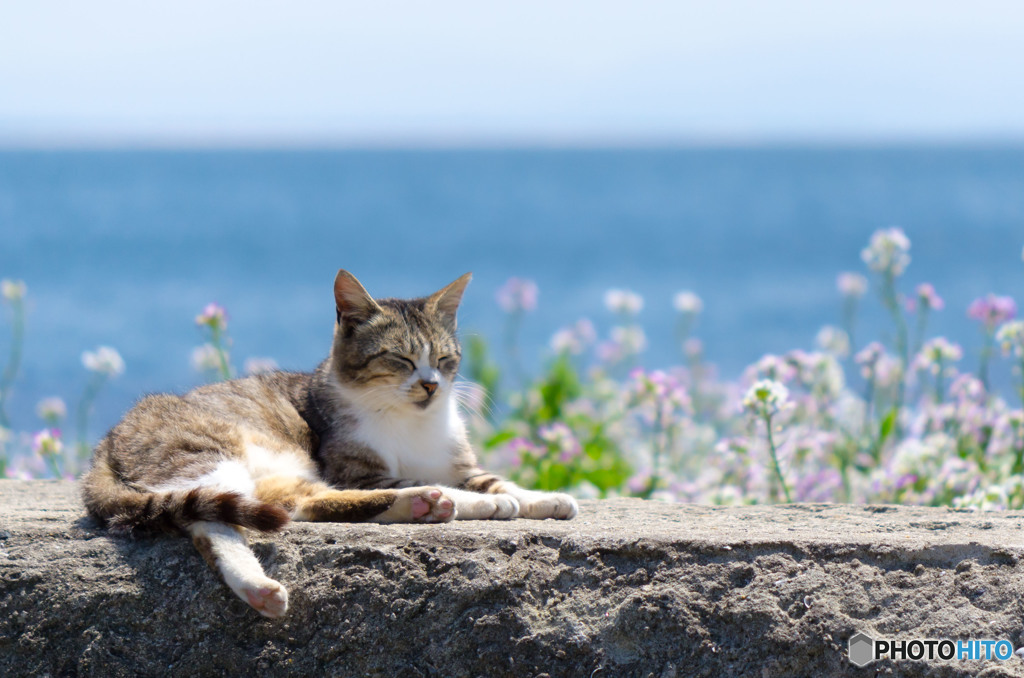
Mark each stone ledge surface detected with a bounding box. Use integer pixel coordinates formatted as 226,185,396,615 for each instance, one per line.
4,480,1024,677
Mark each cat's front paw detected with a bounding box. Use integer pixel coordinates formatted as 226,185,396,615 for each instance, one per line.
488,493,520,520
394,486,456,523
517,491,578,520
451,491,520,520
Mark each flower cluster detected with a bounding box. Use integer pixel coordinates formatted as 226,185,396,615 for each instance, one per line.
742,379,790,418
81,346,125,377
604,289,644,315
496,277,538,313
550,319,597,356
195,302,228,331
997,321,1024,357
5,227,1024,516
836,272,868,298
672,291,703,315
968,294,1017,330
861,227,911,276
1,279,26,302
913,337,963,375
914,283,944,312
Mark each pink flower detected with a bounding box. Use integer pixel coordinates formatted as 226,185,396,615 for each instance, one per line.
496,277,538,313
32,429,63,458
967,294,1016,330
550,319,597,355
916,283,944,311
195,303,228,330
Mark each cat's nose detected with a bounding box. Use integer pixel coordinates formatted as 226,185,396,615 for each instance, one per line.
419,380,438,396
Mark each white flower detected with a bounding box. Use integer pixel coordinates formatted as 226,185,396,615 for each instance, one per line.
604,289,644,315
82,346,125,377
913,337,963,375
610,326,647,354
672,291,703,314
815,326,850,359
996,321,1024,358
1,279,26,302
35,397,67,422
861,228,911,276
742,379,789,418
191,344,223,373
836,272,868,298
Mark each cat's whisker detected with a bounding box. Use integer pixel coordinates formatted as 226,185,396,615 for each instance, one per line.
453,380,492,419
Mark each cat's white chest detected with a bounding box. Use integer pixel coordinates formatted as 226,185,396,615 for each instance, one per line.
351,400,463,486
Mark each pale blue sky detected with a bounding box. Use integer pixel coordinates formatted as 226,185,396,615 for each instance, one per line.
2,1,1023,145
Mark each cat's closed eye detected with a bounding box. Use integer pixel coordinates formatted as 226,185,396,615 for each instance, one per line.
387,354,416,371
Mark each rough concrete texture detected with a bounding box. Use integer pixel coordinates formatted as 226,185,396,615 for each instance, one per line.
4,480,1024,677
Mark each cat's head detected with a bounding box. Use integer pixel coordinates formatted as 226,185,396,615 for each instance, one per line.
329,270,471,412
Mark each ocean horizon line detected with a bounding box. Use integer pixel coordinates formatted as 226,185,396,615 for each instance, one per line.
4,136,1024,152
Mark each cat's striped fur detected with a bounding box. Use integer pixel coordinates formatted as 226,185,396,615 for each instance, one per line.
82,270,577,617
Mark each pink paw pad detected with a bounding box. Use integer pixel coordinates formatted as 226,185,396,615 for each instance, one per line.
243,584,288,618
246,587,273,609
410,496,431,519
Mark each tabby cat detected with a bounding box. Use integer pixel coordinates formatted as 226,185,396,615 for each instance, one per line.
82,270,577,618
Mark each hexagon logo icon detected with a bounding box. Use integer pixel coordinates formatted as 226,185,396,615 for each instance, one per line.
848,632,875,667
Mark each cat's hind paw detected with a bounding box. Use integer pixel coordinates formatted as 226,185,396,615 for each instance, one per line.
243,579,289,618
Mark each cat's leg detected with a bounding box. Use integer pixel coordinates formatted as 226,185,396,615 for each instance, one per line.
255,476,455,524
330,467,520,520
189,521,289,618
353,479,520,520
461,471,578,520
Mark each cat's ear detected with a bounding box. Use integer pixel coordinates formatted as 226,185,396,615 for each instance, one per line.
334,270,382,325
427,273,472,330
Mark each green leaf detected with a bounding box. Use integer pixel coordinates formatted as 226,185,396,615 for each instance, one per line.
483,429,518,449
878,408,897,446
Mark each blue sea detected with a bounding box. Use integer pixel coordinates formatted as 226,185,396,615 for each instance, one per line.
1,148,1023,439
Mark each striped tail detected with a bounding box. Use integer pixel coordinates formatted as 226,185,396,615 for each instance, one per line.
82,461,290,534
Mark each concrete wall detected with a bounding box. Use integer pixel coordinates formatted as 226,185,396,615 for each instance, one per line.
3,480,1024,677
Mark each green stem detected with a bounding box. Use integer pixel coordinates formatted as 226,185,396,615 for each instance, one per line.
978,330,994,391
210,326,232,381
44,454,62,479
644,409,669,499
764,413,792,503
862,375,876,436
912,307,929,358
1018,355,1024,407
879,272,908,431
0,297,25,429
503,311,526,388
842,297,858,357
76,373,107,459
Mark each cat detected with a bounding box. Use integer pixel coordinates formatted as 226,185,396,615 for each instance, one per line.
81,270,578,618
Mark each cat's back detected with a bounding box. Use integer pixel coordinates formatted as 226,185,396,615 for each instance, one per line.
92,371,318,477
